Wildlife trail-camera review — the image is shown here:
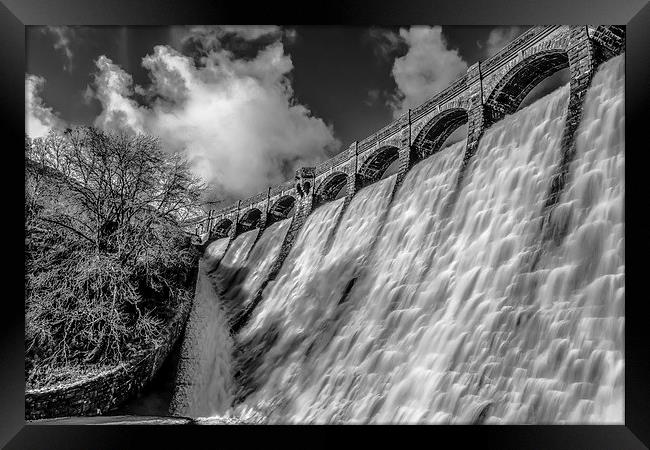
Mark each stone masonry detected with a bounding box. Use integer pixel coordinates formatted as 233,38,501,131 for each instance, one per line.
25,290,194,420
194,25,624,244
191,25,624,331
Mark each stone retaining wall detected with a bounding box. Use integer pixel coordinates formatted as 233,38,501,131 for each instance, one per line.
25,292,194,420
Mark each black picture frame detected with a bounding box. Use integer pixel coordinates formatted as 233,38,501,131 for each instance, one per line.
3,0,649,448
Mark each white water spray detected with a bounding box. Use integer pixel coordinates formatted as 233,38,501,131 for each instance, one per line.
222,218,293,312
193,55,624,424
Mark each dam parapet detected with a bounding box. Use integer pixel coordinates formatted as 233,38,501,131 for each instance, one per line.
189,26,624,247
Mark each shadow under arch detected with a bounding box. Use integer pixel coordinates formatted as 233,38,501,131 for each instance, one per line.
315,171,348,206
212,218,233,239
485,49,569,127
238,208,262,232
357,145,399,189
411,108,469,165
267,195,296,226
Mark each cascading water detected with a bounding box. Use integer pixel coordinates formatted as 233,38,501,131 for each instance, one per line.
242,197,346,334
210,229,259,291
246,174,396,334
170,263,235,417
203,237,229,272
231,175,398,411
522,55,624,423
190,55,624,424
222,218,293,313
170,221,292,418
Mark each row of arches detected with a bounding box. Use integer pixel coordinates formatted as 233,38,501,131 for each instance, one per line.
209,27,616,238
211,194,297,238
314,146,401,205
313,46,576,207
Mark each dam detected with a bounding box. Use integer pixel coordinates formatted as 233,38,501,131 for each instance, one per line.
171,25,625,424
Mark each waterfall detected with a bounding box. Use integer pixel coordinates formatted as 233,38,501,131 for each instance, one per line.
203,237,229,273
170,263,235,418
210,229,259,292
522,54,625,423
222,218,293,313
190,55,624,424
231,175,398,414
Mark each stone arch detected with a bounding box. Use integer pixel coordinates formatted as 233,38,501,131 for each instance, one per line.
589,25,625,65
412,108,469,163
212,218,233,238
315,171,348,204
238,208,262,230
485,49,569,125
267,195,296,225
357,145,400,188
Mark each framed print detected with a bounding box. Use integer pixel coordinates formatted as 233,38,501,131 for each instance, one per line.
3,0,649,447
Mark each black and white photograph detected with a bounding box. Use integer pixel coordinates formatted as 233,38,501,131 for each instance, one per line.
3,0,649,446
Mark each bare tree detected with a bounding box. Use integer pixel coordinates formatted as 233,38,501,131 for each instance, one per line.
25,127,202,387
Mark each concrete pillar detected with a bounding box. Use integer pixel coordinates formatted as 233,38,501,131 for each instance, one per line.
257,210,268,233
439,61,486,220
395,109,412,187
463,61,486,164
205,211,211,237
345,142,361,205
294,167,316,221
229,200,241,241
257,187,272,229
202,210,212,240
542,25,596,213
396,145,411,187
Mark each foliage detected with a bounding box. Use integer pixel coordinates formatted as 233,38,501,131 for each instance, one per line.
25,127,202,388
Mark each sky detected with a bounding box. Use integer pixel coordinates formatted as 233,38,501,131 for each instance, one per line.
26,25,567,204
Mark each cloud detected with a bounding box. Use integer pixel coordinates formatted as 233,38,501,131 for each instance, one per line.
365,89,381,106
43,26,75,72
384,26,468,118
218,25,284,41
483,26,524,58
82,85,95,105
364,28,404,61
283,28,298,44
25,74,65,138
178,25,296,56
87,31,339,202
89,56,149,133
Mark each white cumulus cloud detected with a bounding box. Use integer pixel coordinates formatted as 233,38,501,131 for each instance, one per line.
25,74,65,139
87,30,339,202
43,26,75,72
91,55,149,133
483,26,524,58
381,26,469,118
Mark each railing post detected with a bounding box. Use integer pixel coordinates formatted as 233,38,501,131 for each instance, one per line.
408,108,412,147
